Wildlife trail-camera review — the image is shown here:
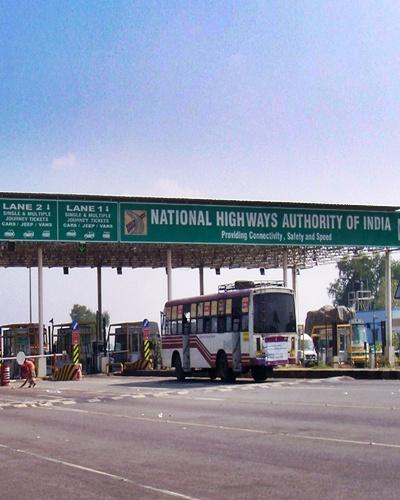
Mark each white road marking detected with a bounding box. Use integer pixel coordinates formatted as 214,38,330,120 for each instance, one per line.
0,443,200,499
192,397,224,402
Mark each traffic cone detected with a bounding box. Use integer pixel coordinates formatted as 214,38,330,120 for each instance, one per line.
76,364,83,381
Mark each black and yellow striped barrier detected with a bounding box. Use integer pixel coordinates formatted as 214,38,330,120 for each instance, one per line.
143,340,151,363
72,344,80,365
124,359,153,371
53,363,79,381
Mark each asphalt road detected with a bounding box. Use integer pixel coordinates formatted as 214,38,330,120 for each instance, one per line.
1,375,400,500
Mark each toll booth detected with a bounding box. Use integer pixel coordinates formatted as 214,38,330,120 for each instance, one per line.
107,321,160,372
0,323,48,378
311,324,352,366
51,321,97,374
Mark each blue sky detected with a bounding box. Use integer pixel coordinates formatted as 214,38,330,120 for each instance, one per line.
1,1,400,325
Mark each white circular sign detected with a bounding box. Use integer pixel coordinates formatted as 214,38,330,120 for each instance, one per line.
16,351,26,365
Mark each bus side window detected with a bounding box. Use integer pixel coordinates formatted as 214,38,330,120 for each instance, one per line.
190,303,197,334
217,316,225,333
211,317,218,333
171,321,177,335
232,297,242,332
226,316,232,332
197,318,204,333
203,317,211,333
177,320,183,334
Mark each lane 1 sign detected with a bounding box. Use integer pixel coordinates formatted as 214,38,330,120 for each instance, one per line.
58,200,118,242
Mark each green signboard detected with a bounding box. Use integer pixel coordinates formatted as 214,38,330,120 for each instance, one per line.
0,198,57,241
120,202,400,247
58,200,118,242
1,197,399,247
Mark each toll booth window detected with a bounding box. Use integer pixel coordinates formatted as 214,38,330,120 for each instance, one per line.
29,334,35,353
132,334,140,353
115,334,127,351
3,336,12,356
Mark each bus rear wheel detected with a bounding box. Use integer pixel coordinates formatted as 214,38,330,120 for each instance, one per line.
172,353,185,382
217,352,236,383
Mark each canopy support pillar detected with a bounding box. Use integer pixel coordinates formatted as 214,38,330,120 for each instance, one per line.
282,249,288,287
384,250,395,366
199,266,204,296
96,265,104,370
167,249,172,301
37,246,46,377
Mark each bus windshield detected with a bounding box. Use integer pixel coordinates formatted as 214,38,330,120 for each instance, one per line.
351,322,368,346
253,293,296,334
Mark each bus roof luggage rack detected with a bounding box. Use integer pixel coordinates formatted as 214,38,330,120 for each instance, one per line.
218,280,284,292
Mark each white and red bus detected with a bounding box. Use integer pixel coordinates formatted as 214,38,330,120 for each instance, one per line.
160,280,297,382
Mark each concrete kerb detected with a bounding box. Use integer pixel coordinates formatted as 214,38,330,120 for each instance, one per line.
118,368,400,380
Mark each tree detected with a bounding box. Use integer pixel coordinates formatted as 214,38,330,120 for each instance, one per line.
328,255,400,309
70,304,96,323
70,304,110,326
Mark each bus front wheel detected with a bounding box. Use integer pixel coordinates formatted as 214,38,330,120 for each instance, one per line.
172,353,185,382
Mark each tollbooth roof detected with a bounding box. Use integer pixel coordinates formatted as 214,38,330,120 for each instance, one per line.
0,192,399,270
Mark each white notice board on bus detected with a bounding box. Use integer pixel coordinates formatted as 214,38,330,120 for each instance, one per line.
264,336,288,366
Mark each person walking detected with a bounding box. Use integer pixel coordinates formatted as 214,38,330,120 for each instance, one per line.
20,359,36,388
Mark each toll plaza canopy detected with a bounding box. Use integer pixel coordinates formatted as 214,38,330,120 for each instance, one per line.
0,192,399,270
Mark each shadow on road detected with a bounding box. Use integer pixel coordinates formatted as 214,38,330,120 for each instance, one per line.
109,376,280,390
